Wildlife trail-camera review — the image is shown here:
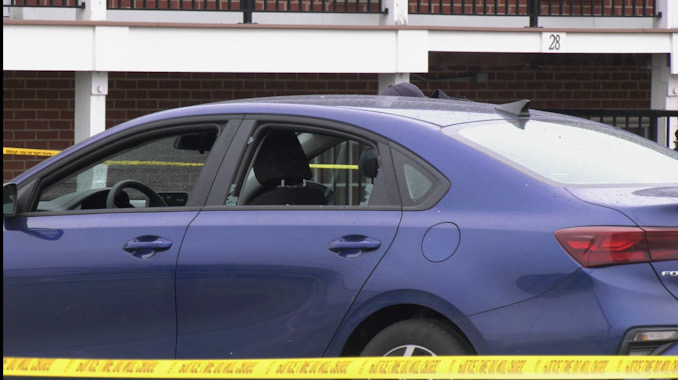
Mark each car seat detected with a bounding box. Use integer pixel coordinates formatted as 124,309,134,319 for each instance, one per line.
247,130,330,206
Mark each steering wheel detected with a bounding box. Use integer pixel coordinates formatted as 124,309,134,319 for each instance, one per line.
106,180,167,209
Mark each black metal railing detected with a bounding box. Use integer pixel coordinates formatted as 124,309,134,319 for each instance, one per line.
549,109,678,149
4,0,83,8
410,0,659,27
4,0,659,25
105,0,239,11
411,0,657,17
104,0,381,13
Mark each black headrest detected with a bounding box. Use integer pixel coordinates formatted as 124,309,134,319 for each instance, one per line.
359,149,379,179
253,130,312,186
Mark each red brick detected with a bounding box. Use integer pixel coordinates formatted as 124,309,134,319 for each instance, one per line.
36,110,60,119
14,110,37,119
49,121,73,130
35,130,58,140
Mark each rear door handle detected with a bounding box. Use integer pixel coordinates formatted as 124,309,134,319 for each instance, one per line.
329,235,381,258
123,235,172,259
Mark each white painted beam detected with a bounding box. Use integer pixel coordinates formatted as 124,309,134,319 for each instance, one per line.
427,29,674,54
3,24,95,70
3,23,428,73
122,28,426,73
3,22,676,73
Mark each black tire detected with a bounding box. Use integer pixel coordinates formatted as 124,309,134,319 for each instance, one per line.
361,318,473,357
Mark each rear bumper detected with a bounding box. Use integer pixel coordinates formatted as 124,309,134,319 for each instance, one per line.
458,264,678,355
619,328,678,355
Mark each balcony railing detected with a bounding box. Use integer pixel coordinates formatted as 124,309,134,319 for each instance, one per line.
102,0,382,12
550,109,678,149
411,0,657,17
4,0,83,8
4,0,659,21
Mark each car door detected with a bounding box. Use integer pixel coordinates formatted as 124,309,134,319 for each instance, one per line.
3,121,237,359
176,117,402,358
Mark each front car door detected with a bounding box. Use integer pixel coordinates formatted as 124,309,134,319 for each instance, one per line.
3,120,237,358
176,117,402,358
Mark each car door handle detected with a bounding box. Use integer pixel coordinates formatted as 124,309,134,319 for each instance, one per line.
123,235,172,259
328,235,381,258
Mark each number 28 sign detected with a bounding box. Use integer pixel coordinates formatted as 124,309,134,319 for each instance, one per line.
542,32,566,53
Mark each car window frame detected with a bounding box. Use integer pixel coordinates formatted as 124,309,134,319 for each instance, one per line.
389,144,451,211
204,115,402,210
16,117,242,216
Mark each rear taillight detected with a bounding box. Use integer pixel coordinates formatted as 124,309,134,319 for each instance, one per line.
555,226,678,268
644,227,678,261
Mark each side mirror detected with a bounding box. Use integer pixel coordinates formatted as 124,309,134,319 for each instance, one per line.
3,183,18,217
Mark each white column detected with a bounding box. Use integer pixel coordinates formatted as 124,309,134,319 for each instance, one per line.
378,0,409,94
74,71,108,143
74,0,107,143
650,55,678,148
654,0,676,29
651,1,678,148
381,0,407,26
77,0,106,21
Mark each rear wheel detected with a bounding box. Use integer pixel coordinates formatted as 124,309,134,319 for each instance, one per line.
361,318,473,357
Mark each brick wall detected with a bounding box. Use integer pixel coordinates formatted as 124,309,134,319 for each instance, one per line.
417,53,651,109
105,72,378,127
3,52,652,181
3,71,76,181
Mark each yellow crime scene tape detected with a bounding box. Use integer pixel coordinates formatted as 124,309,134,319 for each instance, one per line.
3,147,61,157
3,147,358,170
3,356,677,379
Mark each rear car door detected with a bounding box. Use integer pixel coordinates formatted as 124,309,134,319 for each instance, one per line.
3,120,237,358
176,117,402,358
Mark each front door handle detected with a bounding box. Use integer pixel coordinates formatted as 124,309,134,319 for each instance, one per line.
123,235,172,259
328,235,381,258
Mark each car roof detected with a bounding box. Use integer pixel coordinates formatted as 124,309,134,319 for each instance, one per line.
215,94,580,127
108,94,582,134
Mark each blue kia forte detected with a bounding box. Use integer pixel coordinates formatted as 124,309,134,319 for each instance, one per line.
3,94,678,361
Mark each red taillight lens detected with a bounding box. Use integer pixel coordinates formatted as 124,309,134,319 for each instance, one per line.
555,227,678,268
645,228,678,261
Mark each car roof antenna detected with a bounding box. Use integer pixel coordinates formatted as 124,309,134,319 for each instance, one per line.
495,99,531,118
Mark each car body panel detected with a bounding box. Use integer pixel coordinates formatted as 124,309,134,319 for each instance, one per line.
651,261,678,300
176,210,400,358
3,211,196,358
456,264,678,355
566,186,678,227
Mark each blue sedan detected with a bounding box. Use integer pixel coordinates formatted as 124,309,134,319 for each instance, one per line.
3,94,678,361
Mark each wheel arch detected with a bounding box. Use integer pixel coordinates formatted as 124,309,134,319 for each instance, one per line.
327,290,477,356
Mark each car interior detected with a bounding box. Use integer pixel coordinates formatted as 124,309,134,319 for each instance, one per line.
235,128,378,207
245,130,332,206
35,127,380,211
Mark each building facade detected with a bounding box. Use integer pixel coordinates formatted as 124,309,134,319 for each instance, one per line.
3,0,678,181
